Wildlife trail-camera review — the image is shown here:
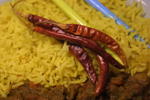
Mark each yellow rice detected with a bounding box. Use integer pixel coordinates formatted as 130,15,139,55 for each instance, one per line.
0,0,149,97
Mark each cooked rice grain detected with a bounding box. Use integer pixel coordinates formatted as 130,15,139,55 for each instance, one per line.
0,0,150,97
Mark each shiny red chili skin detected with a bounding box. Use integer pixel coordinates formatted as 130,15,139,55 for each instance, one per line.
34,26,124,69
27,14,127,66
69,45,97,84
65,24,127,66
95,55,109,95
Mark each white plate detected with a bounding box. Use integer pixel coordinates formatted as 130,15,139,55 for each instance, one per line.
128,0,150,17
0,0,10,4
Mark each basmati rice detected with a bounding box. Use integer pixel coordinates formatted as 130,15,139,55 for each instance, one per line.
0,0,149,97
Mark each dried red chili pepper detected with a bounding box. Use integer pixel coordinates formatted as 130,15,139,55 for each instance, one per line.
11,1,126,67
69,45,96,84
11,2,127,96
34,26,124,69
27,14,66,29
95,55,109,95
10,11,125,68
26,14,127,66
64,24,127,66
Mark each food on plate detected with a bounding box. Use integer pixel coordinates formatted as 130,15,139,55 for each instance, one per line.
0,0,149,99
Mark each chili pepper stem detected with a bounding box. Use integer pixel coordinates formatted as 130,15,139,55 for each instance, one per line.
10,1,35,30
10,1,28,19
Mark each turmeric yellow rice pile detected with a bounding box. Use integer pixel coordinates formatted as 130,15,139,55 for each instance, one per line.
0,0,149,97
